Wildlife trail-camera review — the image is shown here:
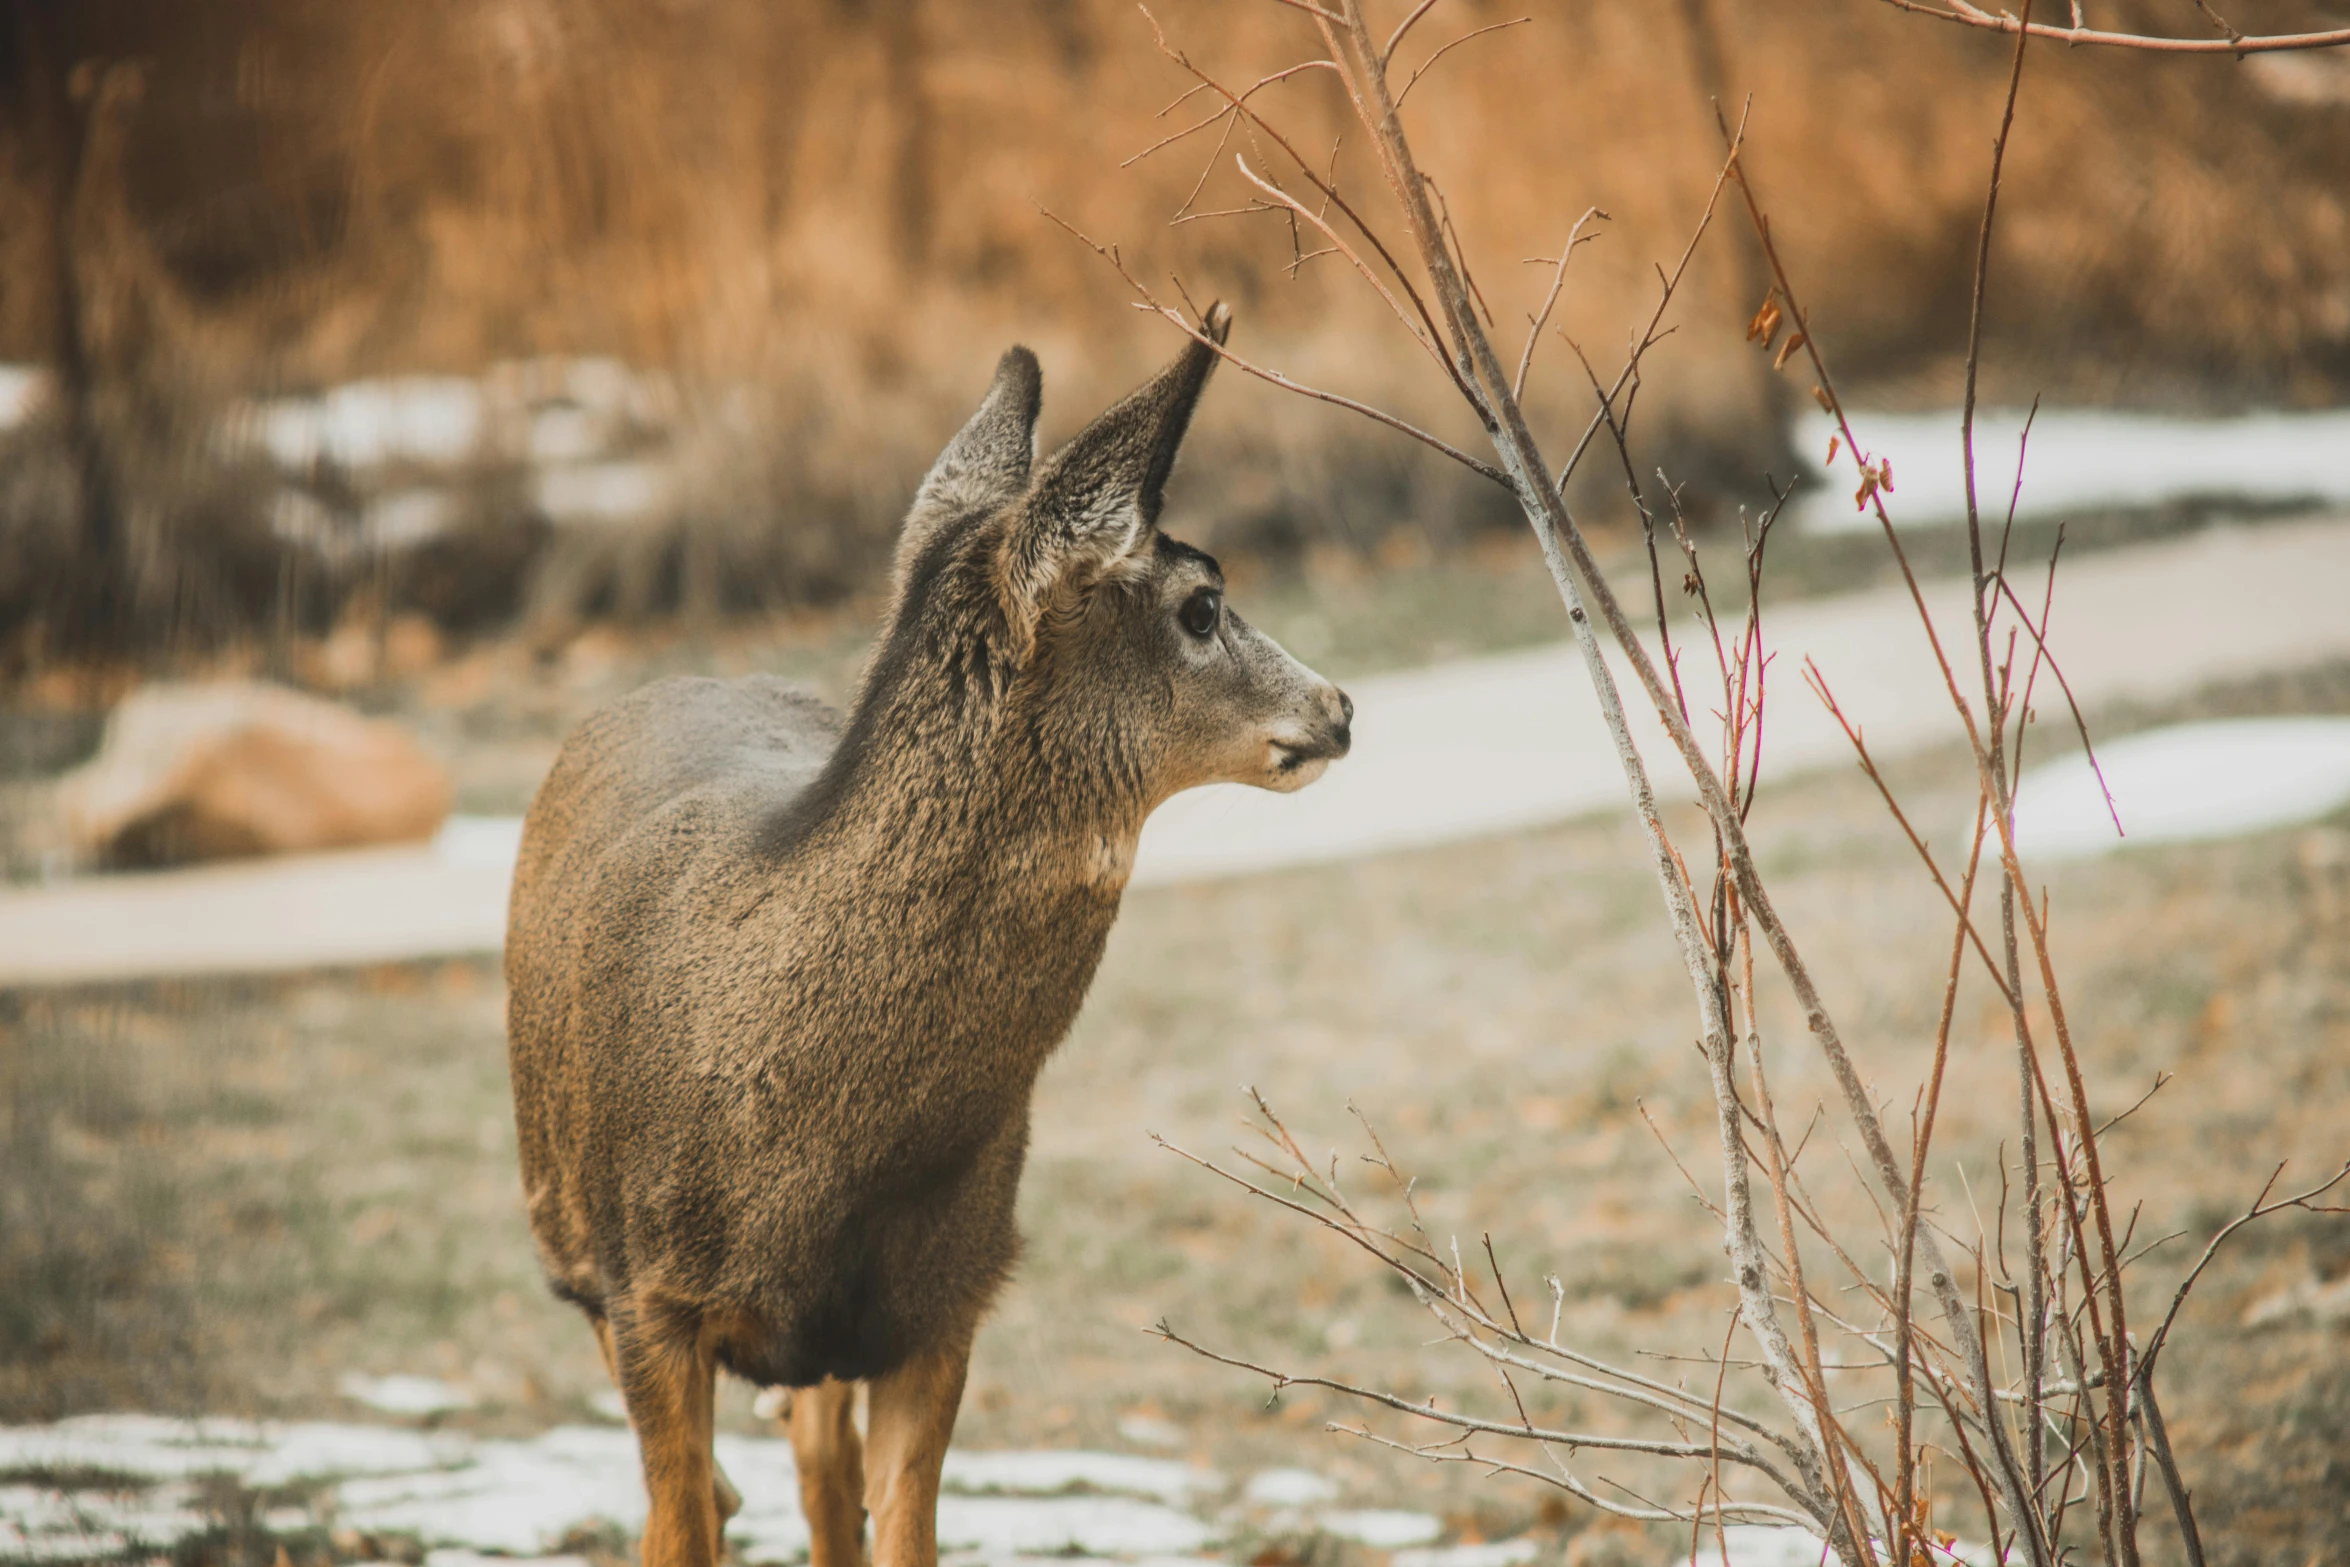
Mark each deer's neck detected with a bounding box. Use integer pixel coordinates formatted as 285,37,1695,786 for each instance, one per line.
781,725,1132,1083
799,670,1142,921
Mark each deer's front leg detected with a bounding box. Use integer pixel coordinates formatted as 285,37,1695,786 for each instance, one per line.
863,1335,973,1567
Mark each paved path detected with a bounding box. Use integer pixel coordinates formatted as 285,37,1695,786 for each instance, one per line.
1142,513,2350,875
7,516,2350,987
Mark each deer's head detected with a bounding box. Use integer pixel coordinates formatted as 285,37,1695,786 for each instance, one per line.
879,305,1351,822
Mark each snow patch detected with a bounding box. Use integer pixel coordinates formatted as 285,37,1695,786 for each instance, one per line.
338,1373,477,1416
1241,1468,1340,1508
937,1494,1214,1556
0,1418,1226,1565
941,1450,1221,1504
1115,1413,1188,1451
1317,1509,1444,1548
246,378,487,470
2012,718,2350,861
1717,1528,1832,1567
1796,406,2350,534
0,1481,208,1561
425,1552,589,1567
1393,1540,1539,1567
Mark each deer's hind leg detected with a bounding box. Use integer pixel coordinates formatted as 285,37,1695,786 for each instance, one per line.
863,1334,973,1567
784,1379,866,1567
593,1314,742,1528
610,1301,725,1567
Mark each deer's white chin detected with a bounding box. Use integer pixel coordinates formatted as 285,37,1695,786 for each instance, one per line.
1258,743,1334,793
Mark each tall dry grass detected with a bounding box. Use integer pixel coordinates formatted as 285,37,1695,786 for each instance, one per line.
3,0,2348,665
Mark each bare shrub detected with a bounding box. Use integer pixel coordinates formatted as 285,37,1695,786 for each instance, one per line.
1074,4,2350,1562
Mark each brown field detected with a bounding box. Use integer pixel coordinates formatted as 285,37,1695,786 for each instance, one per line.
5,536,2348,1566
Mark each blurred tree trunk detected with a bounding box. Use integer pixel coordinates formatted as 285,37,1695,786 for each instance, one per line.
10,6,123,636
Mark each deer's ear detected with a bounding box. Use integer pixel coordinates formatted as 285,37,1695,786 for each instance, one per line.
896,346,1043,579
997,303,1230,643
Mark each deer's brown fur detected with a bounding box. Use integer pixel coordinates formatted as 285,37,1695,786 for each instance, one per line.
506,307,1349,1567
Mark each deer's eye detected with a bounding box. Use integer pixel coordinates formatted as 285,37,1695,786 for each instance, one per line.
1178,588,1222,640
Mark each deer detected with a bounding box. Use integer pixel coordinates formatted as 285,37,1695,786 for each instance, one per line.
505,304,1351,1567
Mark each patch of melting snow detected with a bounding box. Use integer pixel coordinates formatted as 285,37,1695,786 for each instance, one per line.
1717,1528,1833,1567
1393,1541,1539,1567
951,1558,1222,1567
424,1552,591,1567
1114,1413,1187,1450
1240,1467,1340,1508
941,1451,1220,1504
340,1373,478,1416
0,1417,1226,1565
244,378,488,470
1317,1509,1444,1548
2012,717,2350,860
1713,1529,2003,1567
0,1413,465,1483
333,1427,646,1554
937,1494,1212,1556
0,1480,209,1561
1794,406,2350,534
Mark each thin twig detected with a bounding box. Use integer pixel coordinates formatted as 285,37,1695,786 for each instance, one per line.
1869,0,2350,51
1514,208,1605,400
1395,17,1532,106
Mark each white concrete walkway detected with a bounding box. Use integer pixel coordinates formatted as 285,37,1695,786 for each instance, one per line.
1793,406,2350,533
1142,513,2350,875
7,516,2350,987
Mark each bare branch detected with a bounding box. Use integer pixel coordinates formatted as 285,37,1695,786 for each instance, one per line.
1381,0,1446,66
1152,1318,1786,1468
2135,1161,2350,1386
1868,0,2350,52
1041,208,1508,485
1121,59,1339,174
1334,1420,1819,1530
1395,17,1533,107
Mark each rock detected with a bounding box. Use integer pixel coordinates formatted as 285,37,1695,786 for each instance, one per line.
59,681,453,867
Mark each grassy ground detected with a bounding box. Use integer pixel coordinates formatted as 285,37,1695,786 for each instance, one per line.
5,519,2349,1565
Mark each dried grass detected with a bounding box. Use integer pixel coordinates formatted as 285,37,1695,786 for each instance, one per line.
4,0,2348,663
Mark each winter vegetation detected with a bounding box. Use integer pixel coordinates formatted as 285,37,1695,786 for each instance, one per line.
6,4,2350,1567
7,1,2350,668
